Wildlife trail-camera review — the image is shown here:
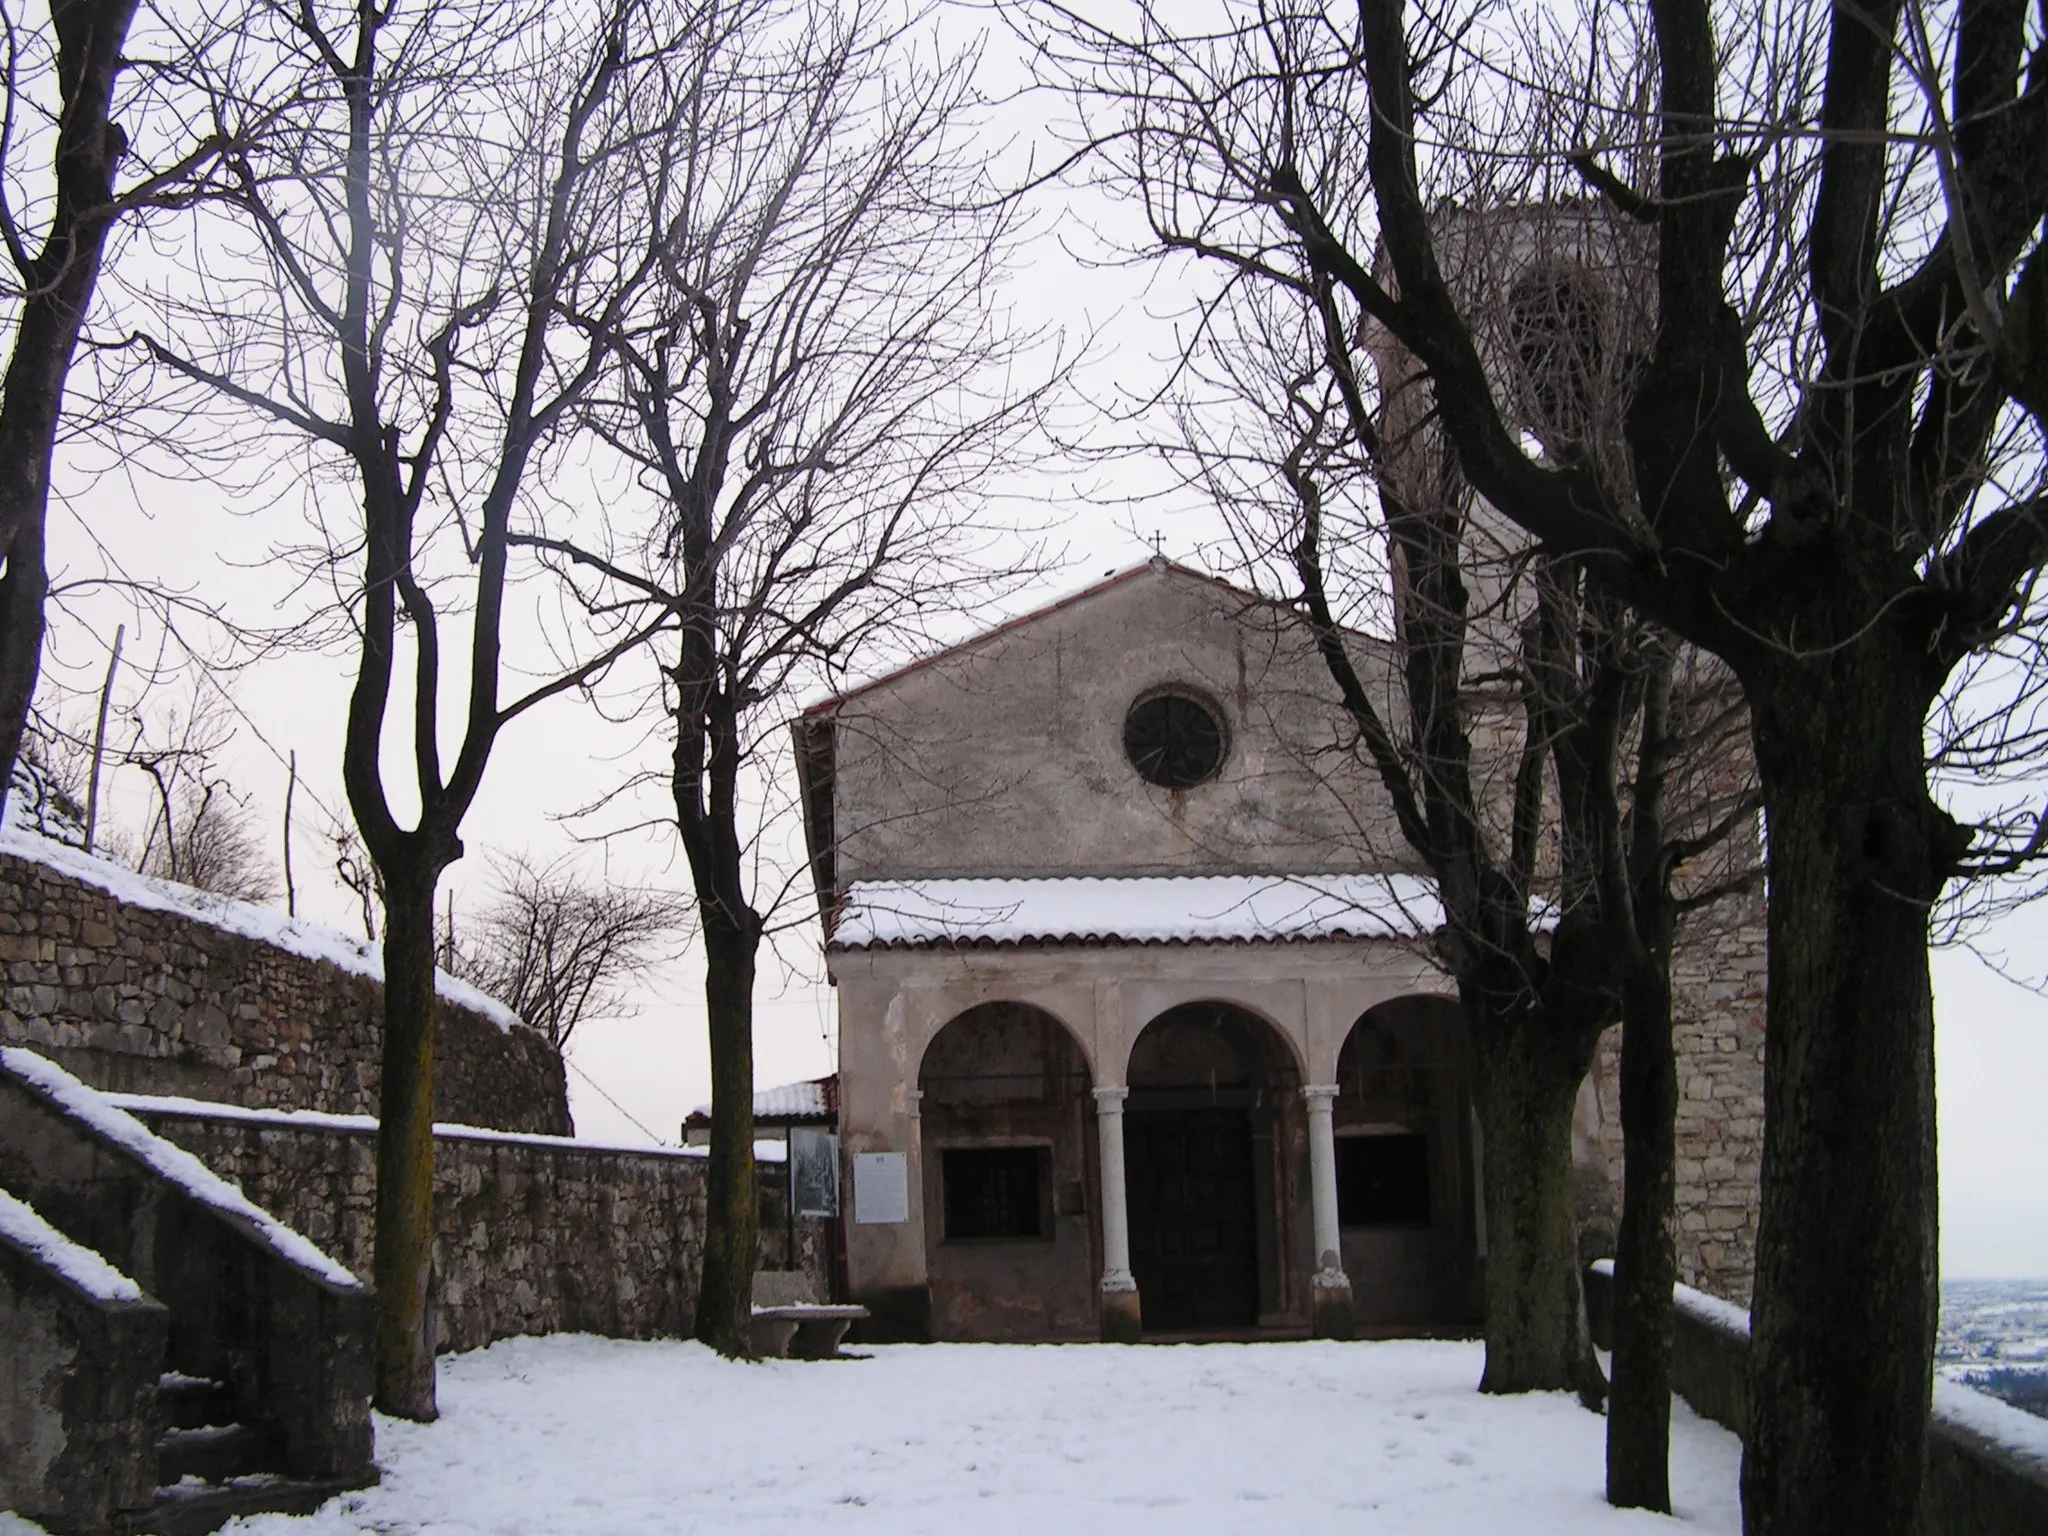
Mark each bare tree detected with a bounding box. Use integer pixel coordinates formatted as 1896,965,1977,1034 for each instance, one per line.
445,852,685,1053
121,0,687,1417
1139,184,1760,1488
1026,1,2048,1529
518,0,1061,1356
109,681,278,901
0,1,248,819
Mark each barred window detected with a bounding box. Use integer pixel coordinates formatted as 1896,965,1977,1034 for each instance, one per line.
942,1147,1046,1239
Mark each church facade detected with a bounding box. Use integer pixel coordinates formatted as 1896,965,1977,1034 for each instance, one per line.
796,559,1766,1343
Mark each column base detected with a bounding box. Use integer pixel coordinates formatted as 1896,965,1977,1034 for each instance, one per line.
1100,1283,1143,1344
1311,1271,1354,1341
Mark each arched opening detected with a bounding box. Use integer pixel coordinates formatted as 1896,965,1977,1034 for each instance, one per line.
1333,995,1480,1328
917,1001,1096,1341
1124,1001,1304,1333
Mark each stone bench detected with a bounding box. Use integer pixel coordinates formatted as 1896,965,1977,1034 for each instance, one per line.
749,1271,867,1359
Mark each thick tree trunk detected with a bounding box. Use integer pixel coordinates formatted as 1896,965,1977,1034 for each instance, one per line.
694,914,759,1356
0,515,49,815
372,866,442,1421
1606,956,1677,1511
1470,1008,1602,1397
1740,657,1952,1536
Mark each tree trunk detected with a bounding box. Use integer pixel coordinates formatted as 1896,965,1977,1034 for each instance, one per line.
0,514,48,816
1739,655,1952,1536
1470,1006,1602,1397
694,912,759,1357
372,864,442,1421
1606,955,1677,1511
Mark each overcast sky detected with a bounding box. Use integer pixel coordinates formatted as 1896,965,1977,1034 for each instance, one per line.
25,7,2046,1282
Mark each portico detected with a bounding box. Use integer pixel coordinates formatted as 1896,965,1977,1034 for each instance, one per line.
827,901,1480,1343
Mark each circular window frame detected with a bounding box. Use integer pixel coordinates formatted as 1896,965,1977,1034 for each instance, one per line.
1122,686,1230,790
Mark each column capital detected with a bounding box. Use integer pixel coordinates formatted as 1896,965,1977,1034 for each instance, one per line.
1302,1083,1341,1105
1091,1085,1130,1108
905,1087,924,1120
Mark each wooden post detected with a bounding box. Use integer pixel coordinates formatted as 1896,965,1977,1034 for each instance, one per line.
83,624,123,852
282,750,298,917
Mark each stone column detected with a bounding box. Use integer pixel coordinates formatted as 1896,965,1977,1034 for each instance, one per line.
1304,1084,1354,1339
1093,1085,1142,1342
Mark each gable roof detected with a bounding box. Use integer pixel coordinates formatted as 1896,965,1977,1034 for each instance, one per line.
798,557,1282,718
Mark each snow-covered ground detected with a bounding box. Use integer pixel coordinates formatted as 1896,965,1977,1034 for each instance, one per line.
174,1337,1733,1535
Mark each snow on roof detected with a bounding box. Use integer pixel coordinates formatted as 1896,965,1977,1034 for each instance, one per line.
830,874,1447,949
0,1186,148,1305
0,824,525,1034
685,1076,836,1126
2,1048,363,1290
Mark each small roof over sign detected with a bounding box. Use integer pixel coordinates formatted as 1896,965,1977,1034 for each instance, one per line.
684,1074,838,1128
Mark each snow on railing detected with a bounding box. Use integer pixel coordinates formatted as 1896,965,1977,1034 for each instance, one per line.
0,1186,145,1304
2,1048,362,1290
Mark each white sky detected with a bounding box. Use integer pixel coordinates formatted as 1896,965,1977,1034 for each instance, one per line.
23,7,2046,1282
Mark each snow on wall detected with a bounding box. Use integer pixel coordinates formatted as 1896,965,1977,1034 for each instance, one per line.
0,1186,145,1304
1592,1258,2048,1482
0,825,521,1032
0,829,570,1134
102,1090,786,1164
4,756,86,849
1934,1378,2048,1476
2,1046,362,1290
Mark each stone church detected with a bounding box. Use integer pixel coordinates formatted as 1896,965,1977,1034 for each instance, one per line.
796,557,1766,1346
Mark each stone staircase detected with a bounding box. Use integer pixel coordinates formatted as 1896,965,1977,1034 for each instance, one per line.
0,1047,377,1534
134,1371,367,1535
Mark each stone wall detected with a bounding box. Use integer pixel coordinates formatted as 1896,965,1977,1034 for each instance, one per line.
122,1100,832,1356
1578,889,1768,1304
0,1059,377,1491
0,1221,167,1535
0,846,568,1135
1585,1263,2048,1536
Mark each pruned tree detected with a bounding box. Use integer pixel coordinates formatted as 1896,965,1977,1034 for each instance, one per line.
517,0,1062,1356
1026,1,2048,1529
445,851,686,1053
121,0,689,1418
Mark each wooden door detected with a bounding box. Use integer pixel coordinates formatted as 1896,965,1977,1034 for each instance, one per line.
1125,1106,1258,1330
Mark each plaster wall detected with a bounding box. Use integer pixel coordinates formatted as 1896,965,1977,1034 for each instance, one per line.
826,566,1432,881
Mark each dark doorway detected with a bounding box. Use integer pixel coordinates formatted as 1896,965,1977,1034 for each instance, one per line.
1124,1001,1299,1333
1125,1106,1258,1329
